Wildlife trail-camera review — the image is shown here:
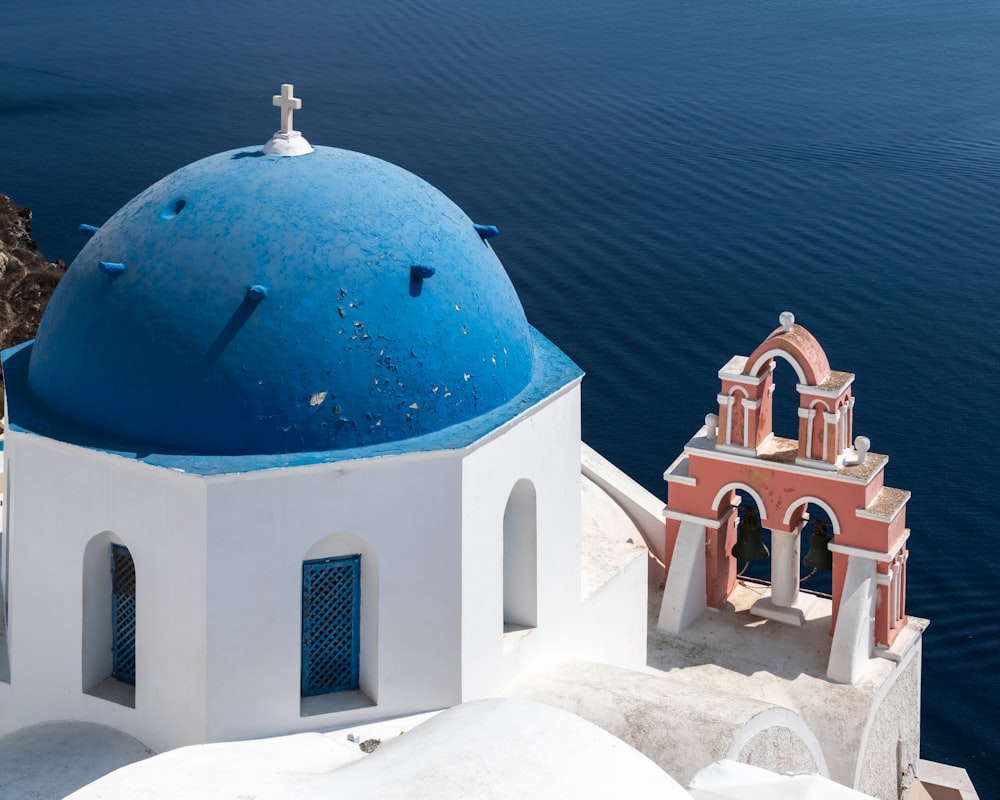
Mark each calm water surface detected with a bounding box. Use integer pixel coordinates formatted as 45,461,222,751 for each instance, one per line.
2,0,998,793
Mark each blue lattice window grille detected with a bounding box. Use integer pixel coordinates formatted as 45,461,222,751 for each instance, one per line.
301,555,360,696
111,544,136,685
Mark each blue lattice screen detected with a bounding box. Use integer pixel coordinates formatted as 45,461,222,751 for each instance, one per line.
111,544,136,685
301,555,361,696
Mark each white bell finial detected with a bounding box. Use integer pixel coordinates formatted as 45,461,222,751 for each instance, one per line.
854,436,871,465
264,84,314,157
705,413,719,443
779,311,795,332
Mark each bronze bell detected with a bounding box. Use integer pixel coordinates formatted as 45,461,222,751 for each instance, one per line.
731,507,769,563
803,519,833,571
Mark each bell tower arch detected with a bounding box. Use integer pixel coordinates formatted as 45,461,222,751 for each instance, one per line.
660,313,912,684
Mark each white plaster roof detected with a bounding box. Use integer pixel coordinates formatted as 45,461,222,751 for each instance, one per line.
689,760,878,799
65,699,691,800
511,583,928,789
0,721,153,800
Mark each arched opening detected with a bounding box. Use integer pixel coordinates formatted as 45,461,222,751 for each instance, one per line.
770,357,803,441
82,531,135,707
300,532,377,716
730,489,771,586
503,479,537,631
731,496,838,601
785,500,839,598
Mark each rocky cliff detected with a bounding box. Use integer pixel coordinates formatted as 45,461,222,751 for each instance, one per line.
0,194,66,420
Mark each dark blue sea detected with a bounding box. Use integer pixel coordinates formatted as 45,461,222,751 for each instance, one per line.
2,0,998,793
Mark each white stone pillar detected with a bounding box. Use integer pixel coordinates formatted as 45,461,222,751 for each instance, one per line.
750,519,815,625
769,527,801,607
658,518,709,635
827,554,877,684
798,406,816,459
823,409,841,462
718,394,735,445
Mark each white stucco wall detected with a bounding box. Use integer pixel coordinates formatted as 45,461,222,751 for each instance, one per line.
0,376,649,754
0,430,209,751
201,451,466,742
459,384,584,697
856,641,921,800
0,427,479,751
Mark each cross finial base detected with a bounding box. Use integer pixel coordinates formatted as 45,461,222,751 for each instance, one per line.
264,130,314,157
264,84,314,156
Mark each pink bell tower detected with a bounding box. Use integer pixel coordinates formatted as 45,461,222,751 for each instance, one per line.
658,313,911,683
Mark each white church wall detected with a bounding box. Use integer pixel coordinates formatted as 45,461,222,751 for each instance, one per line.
0,431,209,752
573,474,648,669
568,546,648,669
1,375,648,752
200,451,466,743
855,642,922,800
459,384,585,698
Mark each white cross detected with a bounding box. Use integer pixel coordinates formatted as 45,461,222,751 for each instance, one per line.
273,84,302,134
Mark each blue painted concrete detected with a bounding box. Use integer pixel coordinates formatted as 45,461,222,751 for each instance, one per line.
97,261,125,275
26,145,543,455
3,330,582,475
473,223,499,240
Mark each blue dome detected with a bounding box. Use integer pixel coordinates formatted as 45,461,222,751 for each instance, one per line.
27,146,535,455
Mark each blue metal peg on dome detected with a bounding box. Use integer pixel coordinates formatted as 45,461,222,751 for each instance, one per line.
98,261,125,276
246,285,269,302
409,265,436,297
474,224,499,240
79,224,100,237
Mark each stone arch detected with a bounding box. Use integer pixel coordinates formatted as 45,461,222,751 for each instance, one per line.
743,325,832,386
711,483,770,521
82,530,135,703
301,532,378,706
781,497,843,535
503,479,538,629
727,707,829,778
747,348,810,385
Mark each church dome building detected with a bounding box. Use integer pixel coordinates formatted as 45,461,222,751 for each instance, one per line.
0,87,649,751
0,87,963,800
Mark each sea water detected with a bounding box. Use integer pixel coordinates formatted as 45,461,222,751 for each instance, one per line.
2,0,998,793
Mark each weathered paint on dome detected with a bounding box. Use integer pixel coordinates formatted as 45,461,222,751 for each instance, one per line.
27,145,535,455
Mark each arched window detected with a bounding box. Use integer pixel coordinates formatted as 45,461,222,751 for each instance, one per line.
503,479,537,631
82,532,135,707
300,532,377,715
